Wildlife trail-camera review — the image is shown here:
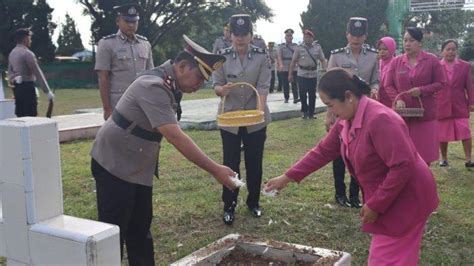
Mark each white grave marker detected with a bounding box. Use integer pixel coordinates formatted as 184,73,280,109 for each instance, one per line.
0,117,120,265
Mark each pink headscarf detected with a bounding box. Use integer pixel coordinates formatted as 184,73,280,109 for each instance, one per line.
378,36,397,74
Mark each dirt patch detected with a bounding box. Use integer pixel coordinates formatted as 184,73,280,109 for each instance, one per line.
217,246,315,265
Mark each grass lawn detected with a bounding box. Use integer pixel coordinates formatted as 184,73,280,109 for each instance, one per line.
2,86,217,116
59,115,474,265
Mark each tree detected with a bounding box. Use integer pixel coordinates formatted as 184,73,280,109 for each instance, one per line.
77,0,272,48
56,14,85,56
460,27,474,60
300,0,389,58
28,0,56,62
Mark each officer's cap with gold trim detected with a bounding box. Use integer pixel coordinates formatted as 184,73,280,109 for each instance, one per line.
113,3,140,22
347,17,368,37
284,28,295,35
229,14,252,36
183,35,226,81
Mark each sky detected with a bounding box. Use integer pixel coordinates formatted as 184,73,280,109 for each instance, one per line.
48,0,310,50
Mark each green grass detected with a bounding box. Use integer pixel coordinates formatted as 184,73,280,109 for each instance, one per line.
2,87,217,116
59,115,474,265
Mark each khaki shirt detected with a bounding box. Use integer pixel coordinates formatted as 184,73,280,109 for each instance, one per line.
7,44,51,93
268,48,278,71
278,42,298,71
212,36,232,54
328,45,379,89
252,37,266,49
213,45,272,135
292,43,326,78
90,61,177,187
95,30,154,108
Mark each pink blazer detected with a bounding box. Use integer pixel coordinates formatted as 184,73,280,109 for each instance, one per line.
384,51,446,121
286,96,439,237
436,59,474,119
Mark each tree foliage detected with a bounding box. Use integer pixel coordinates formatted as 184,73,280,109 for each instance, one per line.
77,0,273,62
0,0,56,62
56,13,85,56
300,0,389,57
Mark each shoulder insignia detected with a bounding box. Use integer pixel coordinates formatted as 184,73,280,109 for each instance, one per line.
163,75,174,90
136,34,148,41
367,46,378,53
218,48,232,55
101,34,117,40
330,48,344,54
252,47,267,54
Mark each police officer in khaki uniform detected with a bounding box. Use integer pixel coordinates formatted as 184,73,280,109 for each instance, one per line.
212,23,232,54
95,3,154,120
267,41,278,93
277,28,299,103
91,35,237,265
289,29,327,119
327,17,379,208
7,28,55,117
252,34,267,49
214,14,271,225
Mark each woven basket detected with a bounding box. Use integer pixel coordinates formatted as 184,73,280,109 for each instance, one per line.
392,92,424,117
217,82,265,127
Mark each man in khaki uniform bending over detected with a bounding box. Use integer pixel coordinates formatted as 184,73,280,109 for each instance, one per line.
90,35,237,265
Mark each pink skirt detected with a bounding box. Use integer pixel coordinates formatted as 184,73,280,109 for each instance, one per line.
406,119,439,164
438,118,472,142
368,219,426,266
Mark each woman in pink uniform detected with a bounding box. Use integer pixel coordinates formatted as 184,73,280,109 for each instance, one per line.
265,68,439,265
437,40,474,168
384,27,446,164
377,36,396,107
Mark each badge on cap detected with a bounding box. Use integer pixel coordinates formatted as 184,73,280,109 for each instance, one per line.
355,21,362,27
128,7,137,15
237,18,245,26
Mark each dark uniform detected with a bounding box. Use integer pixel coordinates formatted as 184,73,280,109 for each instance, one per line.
91,35,226,264
278,29,299,103
327,17,379,208
95,4,154,111
213,14,271,225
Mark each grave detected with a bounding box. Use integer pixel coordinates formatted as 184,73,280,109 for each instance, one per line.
172,234,351,265
0,117,120,265
0,100,15,120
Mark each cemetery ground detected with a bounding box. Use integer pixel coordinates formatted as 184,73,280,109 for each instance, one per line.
58,116,473,265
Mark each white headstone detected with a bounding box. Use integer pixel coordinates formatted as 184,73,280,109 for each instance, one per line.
0,117,120,265
0,100,15,120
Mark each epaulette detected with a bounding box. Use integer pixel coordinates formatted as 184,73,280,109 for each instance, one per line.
252,47,266,54
218,48,232,55
101,33,117,40
330,48,344,54
136,34,148,41
136,69,174,91
364,45,378,53
312,41,320,46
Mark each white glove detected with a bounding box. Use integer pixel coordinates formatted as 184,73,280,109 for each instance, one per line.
47,91,55,100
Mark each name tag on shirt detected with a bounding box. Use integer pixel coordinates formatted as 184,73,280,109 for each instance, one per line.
226,74,238,78
342,64,352,68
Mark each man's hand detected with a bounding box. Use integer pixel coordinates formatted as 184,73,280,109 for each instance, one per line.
103,107,112,120
47,91,55,100
360,204,378,224
288,72,294,82
212,165,238,190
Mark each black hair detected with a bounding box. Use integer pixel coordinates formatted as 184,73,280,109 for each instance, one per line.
441,39,459,51
405,27,423,42
174,51,198,69
15,28,31,43
318,68,371,102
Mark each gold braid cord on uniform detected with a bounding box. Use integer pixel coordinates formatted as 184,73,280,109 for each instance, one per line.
194,56,213,80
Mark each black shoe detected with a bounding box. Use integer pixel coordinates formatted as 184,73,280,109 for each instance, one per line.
439,160,449,167
302,112,308,119
223,211,234,225
308,114,316,119
293,98,300,103
349,197,362,208
465,161,474,168
335,195,351,207
284,99,289,103
248,207,262,218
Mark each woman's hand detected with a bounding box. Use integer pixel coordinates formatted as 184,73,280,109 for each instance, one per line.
370,89,379,100
470,105,474,112
395,100,406,109
216,82,234,97
409,87,421,97
360,204,378,224
263,174,292,192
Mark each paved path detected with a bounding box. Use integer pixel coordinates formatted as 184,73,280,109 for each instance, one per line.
54,92,326,142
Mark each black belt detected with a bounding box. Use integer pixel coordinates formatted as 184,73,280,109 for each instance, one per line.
112,111,163,142
299,65,317,70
